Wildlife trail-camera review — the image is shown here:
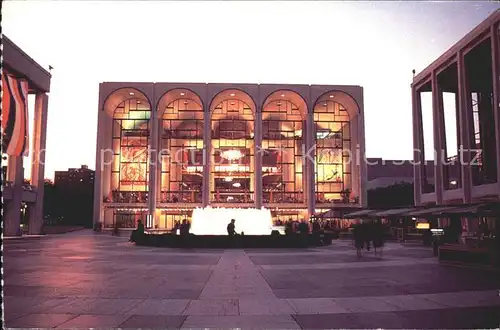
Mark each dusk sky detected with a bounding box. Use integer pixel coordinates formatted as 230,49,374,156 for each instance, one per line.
3,1,499,179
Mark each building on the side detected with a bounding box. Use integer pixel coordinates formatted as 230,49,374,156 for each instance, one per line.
54,165,95,227
366,158,436,190
412,9,500,210
2,36,50,236
94,83,367,229
55,165,95,188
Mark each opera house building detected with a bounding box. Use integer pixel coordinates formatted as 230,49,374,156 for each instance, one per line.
93,83,367,230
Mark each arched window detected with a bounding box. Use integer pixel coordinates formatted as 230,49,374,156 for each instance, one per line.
110,98,151,204
313,100,351,203
210,91,255,204
262,96,306,204
160,96,204,204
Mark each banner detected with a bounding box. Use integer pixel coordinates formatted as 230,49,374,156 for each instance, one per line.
1,72,29,156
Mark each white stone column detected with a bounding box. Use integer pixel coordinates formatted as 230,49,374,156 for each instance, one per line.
28,93,49,235
358,111,368,208
203,107,211,207
255,110,263,208
431,73,444,204
101,115,113,227
412,86,423,205
306,111,315,219
457,51,473,203
5,156,23,236
491,24,500,190
93,107,104,226
148,114,158,227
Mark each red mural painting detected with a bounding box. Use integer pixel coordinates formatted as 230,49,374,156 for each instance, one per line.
120,138,148,183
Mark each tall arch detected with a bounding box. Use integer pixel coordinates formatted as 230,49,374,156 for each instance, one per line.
105,88,152,228
209,89,255,204
313,91,358,204
261,90,307,211
157,89,204,229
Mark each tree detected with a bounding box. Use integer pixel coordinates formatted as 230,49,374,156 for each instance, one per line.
367,182,414,209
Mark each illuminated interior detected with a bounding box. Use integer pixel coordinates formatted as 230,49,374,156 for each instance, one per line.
262,91,306,204
159,89,204,204
314,99,351,203
191,207,273,235
100,86,362,230
110,98,151,203
210,91,255,203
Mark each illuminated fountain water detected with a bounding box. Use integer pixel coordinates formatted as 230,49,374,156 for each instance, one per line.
191,207,274,235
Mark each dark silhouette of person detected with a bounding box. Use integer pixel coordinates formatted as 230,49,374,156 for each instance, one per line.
353,223,364,258
372,220,385,256
180,219,190,236
137,219,145,234
130,219,145,243
227,219,236,236
298,221,309,235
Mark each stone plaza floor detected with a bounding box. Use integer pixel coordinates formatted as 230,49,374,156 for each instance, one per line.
3,230,500,328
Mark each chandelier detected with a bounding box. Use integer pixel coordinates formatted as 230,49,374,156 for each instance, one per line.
221,149,243,161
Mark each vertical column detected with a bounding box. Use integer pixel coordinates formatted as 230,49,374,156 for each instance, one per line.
306,111,315,219
457,51,473,203
302,119,308,208
255,109,263,208
5,156,23,236
93,107,104,226
101,115,112,226
431,72,444,204
148,114,158,227
412,86,423,205
203,106,211,207
491,24,500,189
28,93,49,235
358,110,368,208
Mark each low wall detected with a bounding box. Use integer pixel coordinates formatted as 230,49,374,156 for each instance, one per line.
135,233,334,249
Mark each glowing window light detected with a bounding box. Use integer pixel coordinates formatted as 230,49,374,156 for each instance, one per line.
191,207,273,235
221,149,244,161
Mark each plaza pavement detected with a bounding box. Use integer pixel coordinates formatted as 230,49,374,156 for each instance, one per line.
3,230,500,328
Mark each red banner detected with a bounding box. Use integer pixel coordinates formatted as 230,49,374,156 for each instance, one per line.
2,71,29,156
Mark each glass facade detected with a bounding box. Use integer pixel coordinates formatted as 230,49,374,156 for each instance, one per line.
100,87,363,229
314,101,351,203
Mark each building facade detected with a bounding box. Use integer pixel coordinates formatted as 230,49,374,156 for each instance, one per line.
412,9,500,206
2,36,50,236
94,83,367,229
54,165,95,227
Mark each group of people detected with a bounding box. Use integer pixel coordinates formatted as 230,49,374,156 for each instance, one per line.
352,220,386,258
173,220,191,236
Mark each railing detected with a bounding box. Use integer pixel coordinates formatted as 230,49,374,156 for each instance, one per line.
159,191,202,203
211,191,254,203
104,191,148,203
315,194,359,204
263,192,304,203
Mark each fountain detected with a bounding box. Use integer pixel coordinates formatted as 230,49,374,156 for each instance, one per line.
190,207,274,235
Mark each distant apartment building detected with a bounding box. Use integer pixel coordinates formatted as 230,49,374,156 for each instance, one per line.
366,158,440,190
54,165,95,188
54,165,95,227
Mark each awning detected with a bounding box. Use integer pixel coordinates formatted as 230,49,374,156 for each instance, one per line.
344,209,381,219
373,207,419,217
432,204,485,216
434,202,500,217
406,206,459,217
